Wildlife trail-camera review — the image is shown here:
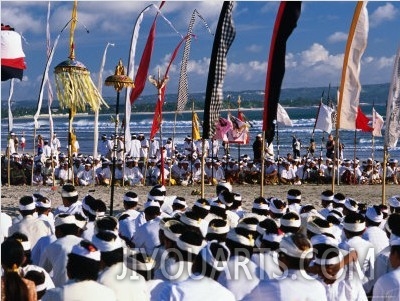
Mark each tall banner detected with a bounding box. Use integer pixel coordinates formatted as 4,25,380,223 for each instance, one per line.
384,47,400,148
176,9,212,112
372,108,384,137
263,2,301,144
203,1,236,139
1,24,26,81
315,103,334,133
192,111,201,140
337,2,369,130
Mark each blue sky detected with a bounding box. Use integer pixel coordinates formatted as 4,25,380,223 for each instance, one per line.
1,1,400,102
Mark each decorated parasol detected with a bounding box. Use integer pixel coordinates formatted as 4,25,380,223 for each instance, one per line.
105,60,134,215
54,0,108,183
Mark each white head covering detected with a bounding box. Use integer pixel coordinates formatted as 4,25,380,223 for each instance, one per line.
279,234,313,259
200,241,230,272
365,206,383,223
70,241,101,261
92,233,123,252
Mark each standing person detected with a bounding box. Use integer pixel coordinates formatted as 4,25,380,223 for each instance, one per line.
209,137,220,158
129,134,142,160
8,131,16,155
98,134,110,158
326,134,335,159
139,133,149,162
51,133,61,156
14,133,20,153
20,132,26,152
252,134,263,163
308,138,316,157
37,134,44,155
292,135,301,159
42,140,52,158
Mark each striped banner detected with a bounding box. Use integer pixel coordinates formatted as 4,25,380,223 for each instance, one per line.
176,9,212,112
263,1,301,144
385,47,400,148
337,1,369,130
203,1,236,139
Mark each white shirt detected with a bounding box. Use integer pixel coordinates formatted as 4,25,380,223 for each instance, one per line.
374,245,393,287
218,255,260,300
242,269,327,301
22,264,56,290
372,268,400,301
130,139,142,159
251,251,282,280
9,215,52,249
133,217,161,256
98,262,149,301
39,235,82,287
362,226,389,254
31,234,57,266
42,279,116,301
318,273,368,301
1,211,12,243
159,274,235,301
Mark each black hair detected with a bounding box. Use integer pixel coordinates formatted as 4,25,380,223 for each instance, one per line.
24,270,46,299
96,216,118,232
192,241,229,280
365,205,382,227
67,241,100,281
9,232,31,266
287,189,302,204
343,212,366,237
1,239,29,301
123,191,138,209
61,184,79,203
19,196,35,216
192,199,210,219
96,232,123,267
175,231,204,262
280,212,301,234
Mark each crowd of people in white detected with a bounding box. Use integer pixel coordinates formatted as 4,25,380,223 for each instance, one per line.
2,181,400,300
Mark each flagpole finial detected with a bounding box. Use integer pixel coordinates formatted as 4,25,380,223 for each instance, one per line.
105,60,134,92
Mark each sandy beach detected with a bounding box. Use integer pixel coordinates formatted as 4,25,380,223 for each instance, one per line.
1,183,398,217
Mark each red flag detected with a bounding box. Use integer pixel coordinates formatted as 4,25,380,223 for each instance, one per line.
356,106,373,132
1,24,26,81
129,2,165,105
149,34,192,139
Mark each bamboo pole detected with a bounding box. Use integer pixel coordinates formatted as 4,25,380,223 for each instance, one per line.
260,131,265,197
381,145,388,205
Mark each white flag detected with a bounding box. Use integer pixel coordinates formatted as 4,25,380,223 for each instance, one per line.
337,2,368,130
315,103,334,133
372,108,384,137
277,104,293,127
385,47,400,148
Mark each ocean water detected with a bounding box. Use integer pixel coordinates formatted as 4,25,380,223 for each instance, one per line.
2,103,399,161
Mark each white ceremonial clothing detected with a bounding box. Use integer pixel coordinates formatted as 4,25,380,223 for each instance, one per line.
42,279,116,301
372,268,400,301
148,279,166,301
124,166,143,185
99,139,110,157
149,139,160,158
58,167,73,182
51,137,61,153
318,273,368,301
218,255,260,300
118,209,140,241
130,139,142,159
38,213,55,234
54,200,83,216
31,235,56,266
242,269,327,301
339,236,375,294
251,251,282,280
362,226,389,254
140,139,149,159
319,206,333,219
374,246,393,287
226,210,239,228
39,235,82,287
9,215,52,249
98,262,149,301
159,274,235,301
43,144,52,157
22,264,55,290
288,203,302,214
1,211,12,243
77,169,95,186
81,221,95,241
133,217,161,256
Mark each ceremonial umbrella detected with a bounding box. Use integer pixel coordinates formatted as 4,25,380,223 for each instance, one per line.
105,60,134,215
54,0,108,183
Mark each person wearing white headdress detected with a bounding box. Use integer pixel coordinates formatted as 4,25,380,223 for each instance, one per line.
362,205,389,254
159,240,235,301
251,219,284,280
311,235,368,301
338,212,375,295
9,196,52,249
372,234,400,301
39,213,86,287
42,240,116,301
1,211,12,243
81,196,107,241
132,201,162,256
118,192,141,245
54,184,83,216
218,228,260,300
94,232,149,301
374,213,400,292
243,233,327,301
